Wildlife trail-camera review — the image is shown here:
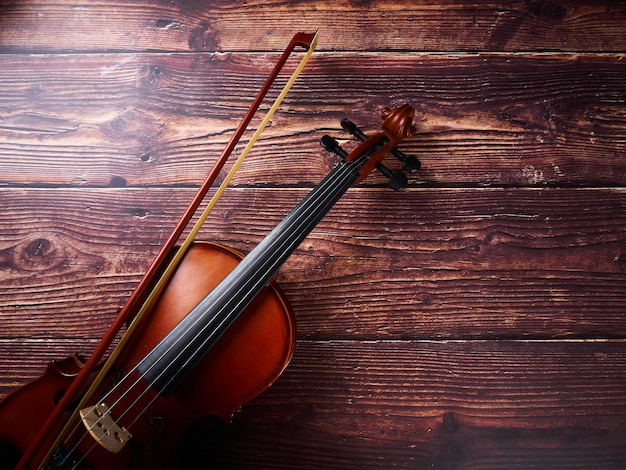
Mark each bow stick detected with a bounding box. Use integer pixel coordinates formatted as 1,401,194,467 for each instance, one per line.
21,31,319,470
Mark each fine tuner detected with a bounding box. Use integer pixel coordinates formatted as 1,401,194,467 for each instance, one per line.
321,116,421,190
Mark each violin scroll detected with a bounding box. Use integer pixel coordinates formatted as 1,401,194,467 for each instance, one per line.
320,104,421,190
381,104,417,141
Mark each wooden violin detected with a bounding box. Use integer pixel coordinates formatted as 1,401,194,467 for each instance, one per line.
0,33,419,469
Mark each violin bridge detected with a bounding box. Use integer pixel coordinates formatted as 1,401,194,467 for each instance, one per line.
79,402,132,453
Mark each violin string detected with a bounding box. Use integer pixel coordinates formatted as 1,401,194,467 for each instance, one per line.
60,155,361,466
41,35,321,470
145,154,365,387
62,149,373,465
127,151,365,404
67,150,370,466
108,149,370,441
58,366,140,467
70,440,99,470
134,150,370,396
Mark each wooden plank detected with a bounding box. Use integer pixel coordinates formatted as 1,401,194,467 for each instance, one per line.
222,340,626,469
0,339,99,395
1,52,625,187
1,187,624,340
2,339,624,467
1,1,625,53
1,1,625,467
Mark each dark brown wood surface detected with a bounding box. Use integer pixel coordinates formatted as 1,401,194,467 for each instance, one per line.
1,1,625,468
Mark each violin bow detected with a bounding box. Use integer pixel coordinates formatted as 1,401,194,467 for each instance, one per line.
21,31,319,470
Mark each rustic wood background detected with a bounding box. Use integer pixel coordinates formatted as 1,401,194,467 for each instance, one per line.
1,1,626,468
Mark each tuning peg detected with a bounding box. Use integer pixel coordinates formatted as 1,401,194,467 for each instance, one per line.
391,148,421,173
341,118,420,174
320,135,348,159
341,118,367,141
322,134,407,190
376,162,408,191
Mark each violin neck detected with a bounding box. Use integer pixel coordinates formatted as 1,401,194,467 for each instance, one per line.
137,155,366,395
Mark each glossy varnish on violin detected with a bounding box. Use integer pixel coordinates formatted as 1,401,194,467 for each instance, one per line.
0,32,319,470
0,242,295,468
2,3,626,468
0,103,417,468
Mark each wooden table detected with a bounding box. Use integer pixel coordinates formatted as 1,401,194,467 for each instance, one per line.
1,1,625,468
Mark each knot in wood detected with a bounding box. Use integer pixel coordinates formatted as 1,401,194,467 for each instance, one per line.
26,238,51,257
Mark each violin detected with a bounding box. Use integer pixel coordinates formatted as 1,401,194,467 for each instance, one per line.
0,32,419,469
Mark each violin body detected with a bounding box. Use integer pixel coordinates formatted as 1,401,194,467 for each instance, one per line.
0,242,295,469
0,101,417,469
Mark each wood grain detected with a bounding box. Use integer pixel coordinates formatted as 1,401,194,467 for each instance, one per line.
2,339,625,467
1,187,624,341
155,340,626,469
1,53,625,187
1,1,625,53
1,0,625,467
